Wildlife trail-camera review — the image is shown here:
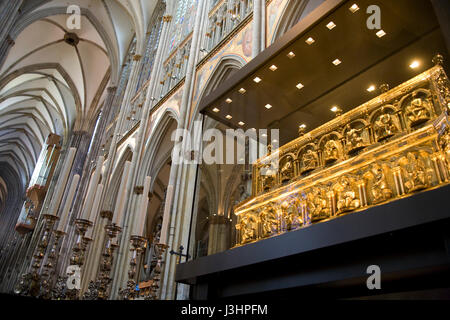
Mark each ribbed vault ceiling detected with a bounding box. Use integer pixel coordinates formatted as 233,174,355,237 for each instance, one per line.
0,0,158,192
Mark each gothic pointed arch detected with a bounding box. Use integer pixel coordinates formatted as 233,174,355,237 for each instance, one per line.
270,0,325,45
141,108,179,183
192,54,246,125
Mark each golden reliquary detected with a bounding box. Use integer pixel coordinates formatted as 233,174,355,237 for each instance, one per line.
233,56,450,247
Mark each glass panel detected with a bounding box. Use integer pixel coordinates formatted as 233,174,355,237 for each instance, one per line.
188,115,261,258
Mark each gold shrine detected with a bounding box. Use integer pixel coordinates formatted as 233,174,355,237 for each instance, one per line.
234,57,450,247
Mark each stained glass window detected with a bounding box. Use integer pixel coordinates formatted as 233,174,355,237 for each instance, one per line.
168,0,198,54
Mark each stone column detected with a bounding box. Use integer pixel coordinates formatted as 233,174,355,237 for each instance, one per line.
207,215,230,255
80,209,112,293
261,0,266,51
84,53,144,297
100,56,142,202
0,0,22,67
75,86,117,289
252,0,262,58
160,0,208,300
109,11,175,299
56,130,92,275
0,35,16,68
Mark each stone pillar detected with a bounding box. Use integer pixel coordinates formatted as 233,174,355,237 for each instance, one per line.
0,0,22,67
160,0,207,301
207,215,230,255
0,35,15,68
80,209,112,293
56,130,92,275
260,0,266,51
100,56,142,203
252,0,262,58
109,11,176,298
87,53,144,297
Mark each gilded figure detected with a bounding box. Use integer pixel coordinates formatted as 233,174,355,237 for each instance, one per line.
307,187,331,222
280,157,294,182
260,163,276,191
259,206,279,238
237,213,258,244
405,92,431,127
345,124,366,154
402,152,428,193
334,176,360,214
374,108,398,141
300,149,319,174
281,199,302,231
365,164,393,204
323,139,340,164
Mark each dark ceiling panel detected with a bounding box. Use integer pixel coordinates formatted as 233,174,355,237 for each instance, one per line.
200,0,448,145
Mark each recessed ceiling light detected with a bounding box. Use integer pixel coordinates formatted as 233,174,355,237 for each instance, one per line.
376,30,386,38
226,98,232,104
265,104,272,109
272,139,278,143
212,107,220,112
306,37,315,45
331,106,342,114
332,59,342,66
409,60,420,69
326,21,336,30
226,114,232,119
238,121,245,126
238,88,246,94
296,83,304,90
349,4,360,13
262,133,267,137
269,65,278,71
367,85,376,92
299,124,306,129
253,77,262,83
287,51,296,59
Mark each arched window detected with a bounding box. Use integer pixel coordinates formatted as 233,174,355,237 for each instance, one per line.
136,1,165,91
168,0,198,54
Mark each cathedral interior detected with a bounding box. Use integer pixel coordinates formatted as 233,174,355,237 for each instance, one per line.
0,0,449,301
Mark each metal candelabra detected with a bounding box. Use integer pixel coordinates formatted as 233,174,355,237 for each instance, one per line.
64,218,93,300
91,223,122,300
119,235,147,300
40,230,65,299
14,214,59,297
145,243,168,300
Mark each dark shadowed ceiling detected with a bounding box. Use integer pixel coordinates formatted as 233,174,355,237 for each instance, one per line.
200,0,449,145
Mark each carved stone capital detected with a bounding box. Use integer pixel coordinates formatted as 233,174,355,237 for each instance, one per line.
163,15,173,22
100,210,113,220
6,35,15,46
134,186,144,195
